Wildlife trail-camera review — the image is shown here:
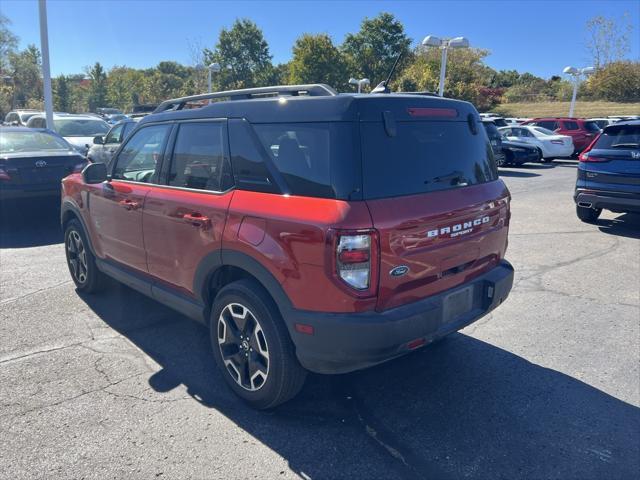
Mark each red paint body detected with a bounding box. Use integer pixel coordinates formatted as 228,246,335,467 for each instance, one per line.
522,117,598,152
63,173,510,314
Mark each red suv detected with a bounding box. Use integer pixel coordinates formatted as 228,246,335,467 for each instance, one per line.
61,85,514,408
522,117,601,153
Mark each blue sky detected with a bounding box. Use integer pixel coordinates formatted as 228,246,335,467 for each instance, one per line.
3,0,639,78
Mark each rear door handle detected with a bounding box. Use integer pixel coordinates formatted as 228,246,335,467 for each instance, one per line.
182,212,210,227
119,199,140,211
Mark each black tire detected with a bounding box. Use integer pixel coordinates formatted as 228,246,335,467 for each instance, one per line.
210,279,307,409
64,219,105,293
576,205,602,223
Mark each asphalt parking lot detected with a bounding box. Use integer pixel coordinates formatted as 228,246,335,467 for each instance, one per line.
1,160,639,480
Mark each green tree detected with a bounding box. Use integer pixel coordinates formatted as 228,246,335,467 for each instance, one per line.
87,62,108,111
8,45,42,108
584,61,640,102
0,13,18,75
203,19,273,90
289,34,348,90
53,74,71,111
341,12,412,88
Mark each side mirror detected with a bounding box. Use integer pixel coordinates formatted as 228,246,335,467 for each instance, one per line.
93,135,104,145
82,162,108,184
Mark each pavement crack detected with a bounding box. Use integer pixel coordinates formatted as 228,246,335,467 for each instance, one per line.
0,280,72,305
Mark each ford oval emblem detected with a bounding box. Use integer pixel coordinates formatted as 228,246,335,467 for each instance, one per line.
35,160,47,168
390,265,409,277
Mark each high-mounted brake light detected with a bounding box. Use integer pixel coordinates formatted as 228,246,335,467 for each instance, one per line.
407,107,458,118
328,230,379,296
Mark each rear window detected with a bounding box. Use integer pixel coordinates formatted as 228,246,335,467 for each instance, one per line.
595,125,640,149
0,130,70,153
564,121,579,130
361,121,497,199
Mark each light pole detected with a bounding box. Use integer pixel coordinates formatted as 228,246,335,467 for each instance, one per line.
38,0,54,129
348,77,370,93
207,63,221,93
563,66,595,117
422,35,469,97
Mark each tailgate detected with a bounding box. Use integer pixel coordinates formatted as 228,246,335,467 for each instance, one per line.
367,181,510,311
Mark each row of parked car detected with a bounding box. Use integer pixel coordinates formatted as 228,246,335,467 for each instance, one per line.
1,84,638,409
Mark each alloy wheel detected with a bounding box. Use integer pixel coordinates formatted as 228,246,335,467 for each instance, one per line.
217,303,270,391
67,230,88,284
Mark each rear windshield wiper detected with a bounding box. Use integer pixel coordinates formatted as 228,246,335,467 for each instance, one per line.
611,143,640,148
424,170,469,187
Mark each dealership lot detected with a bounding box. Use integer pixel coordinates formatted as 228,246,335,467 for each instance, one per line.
1,161,638,479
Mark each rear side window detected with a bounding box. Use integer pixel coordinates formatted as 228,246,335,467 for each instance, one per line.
254,123,333,198
534,121,558,130
168,122,227,192
564,121,579,130
584,121,601,133
361,121,497,199
595,125,640,149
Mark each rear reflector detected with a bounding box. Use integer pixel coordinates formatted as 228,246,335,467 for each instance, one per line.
407,338,427,350
294,323,314,335
407,107,458,118
579,152,609,162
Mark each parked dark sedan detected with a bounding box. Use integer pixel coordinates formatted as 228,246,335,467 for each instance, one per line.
501,138,541,166
0,127,87,200
574,120,640,222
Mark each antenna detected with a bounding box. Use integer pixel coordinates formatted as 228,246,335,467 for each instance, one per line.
371,51,404,94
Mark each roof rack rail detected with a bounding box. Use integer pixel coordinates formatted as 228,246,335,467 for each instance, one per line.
154,84,337,113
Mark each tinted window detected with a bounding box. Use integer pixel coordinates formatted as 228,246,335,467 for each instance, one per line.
228,119,279,194
122,122,136,139
534,121,558,130
564,121,579,130
254,123,333,198
105,124,124,144
28,117,46,129
595,125,640,149
361,121,497,199
482,122,501,140
168,122,226,191
112,124,170,183
584,121,601,133
54,118,109,137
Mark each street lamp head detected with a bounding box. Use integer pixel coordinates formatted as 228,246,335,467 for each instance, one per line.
422,35,442,48
448,37,469,49
209,63,221,73
349,78,359,86
360,78,370,86
581,66,595,75
563,66,579,75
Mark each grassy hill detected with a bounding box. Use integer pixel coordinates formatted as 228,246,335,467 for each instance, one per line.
493,101,640,118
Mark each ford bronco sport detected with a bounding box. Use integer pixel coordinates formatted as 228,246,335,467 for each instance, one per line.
61,84,514,409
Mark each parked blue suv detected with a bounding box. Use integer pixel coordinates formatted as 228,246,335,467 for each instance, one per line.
575,120,640,223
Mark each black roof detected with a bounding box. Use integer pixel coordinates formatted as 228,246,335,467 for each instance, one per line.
139,91,479,126
606,119,640,128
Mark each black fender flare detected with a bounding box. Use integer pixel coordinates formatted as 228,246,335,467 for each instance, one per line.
60,200,97,255
193,249,294,322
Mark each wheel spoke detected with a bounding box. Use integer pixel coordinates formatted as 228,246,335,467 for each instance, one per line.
217,303,269,392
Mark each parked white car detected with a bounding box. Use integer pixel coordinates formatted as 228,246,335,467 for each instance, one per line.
26,113,110,156
504,117,530,125
498,125,574,161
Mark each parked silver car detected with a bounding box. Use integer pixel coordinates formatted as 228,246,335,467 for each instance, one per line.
26,113,110,156
87,118,138,164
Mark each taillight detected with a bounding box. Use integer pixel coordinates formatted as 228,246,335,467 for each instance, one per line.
329,229,379,296
579,152,609,162
578,134,604,162
0,167,10,181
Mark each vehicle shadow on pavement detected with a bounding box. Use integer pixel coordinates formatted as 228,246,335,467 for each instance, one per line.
0,198,63,248
79,283,640,480
597,212,640,239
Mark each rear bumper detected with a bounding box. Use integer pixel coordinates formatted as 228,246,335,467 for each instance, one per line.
574,189,640,213
288,260,514,374
506,149,539,164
